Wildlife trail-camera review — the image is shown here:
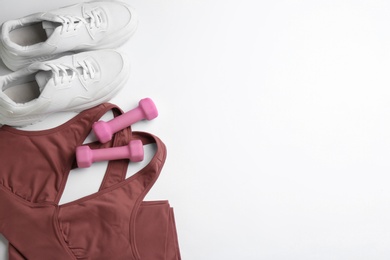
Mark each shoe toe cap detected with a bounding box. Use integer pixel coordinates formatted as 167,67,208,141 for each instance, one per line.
87,50,129,98
104,2,137,34
97,50,128,82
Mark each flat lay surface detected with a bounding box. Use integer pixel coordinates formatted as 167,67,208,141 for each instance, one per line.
1,0,390,259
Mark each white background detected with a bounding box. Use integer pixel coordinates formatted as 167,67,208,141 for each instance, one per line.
1,0,390,259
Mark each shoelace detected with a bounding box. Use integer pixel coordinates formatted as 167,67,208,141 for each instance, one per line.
47,60,95,86
58,10,102,33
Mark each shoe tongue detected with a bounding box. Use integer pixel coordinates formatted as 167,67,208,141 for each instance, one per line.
35,70,53,92
41,21,60,38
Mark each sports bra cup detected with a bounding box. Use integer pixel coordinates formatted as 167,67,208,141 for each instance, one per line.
0,103,168,260
0,103,126,204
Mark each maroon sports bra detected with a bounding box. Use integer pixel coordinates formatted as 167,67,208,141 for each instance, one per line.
0,103,180,260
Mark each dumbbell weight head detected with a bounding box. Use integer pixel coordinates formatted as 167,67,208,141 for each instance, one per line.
139,97,159,120
92,120,113,144
76,146,94,168
128,139,144,162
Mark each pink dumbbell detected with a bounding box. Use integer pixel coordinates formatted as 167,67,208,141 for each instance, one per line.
93,98,158,143
76,140,144,168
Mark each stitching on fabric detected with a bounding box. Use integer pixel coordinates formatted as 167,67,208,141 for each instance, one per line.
0,184,56,207
53,208,78,260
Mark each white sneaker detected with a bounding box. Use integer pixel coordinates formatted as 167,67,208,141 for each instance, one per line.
0,1,137,71
0,49,130,126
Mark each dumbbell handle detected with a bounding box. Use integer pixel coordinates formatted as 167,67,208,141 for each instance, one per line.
76,140,144,168
91,145,133,162
109,106,147,134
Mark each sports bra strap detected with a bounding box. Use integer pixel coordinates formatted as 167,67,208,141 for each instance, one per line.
98,130,167,191
98,117,132,191
69,103,133,190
